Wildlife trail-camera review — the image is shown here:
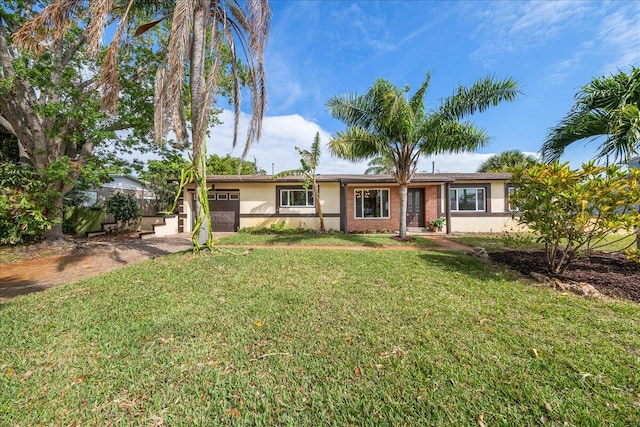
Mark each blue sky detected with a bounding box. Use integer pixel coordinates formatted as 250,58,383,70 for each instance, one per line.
206,0,640,174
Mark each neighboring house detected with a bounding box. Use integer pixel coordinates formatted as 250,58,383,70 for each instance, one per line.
76,174,156,214
178,173,523,234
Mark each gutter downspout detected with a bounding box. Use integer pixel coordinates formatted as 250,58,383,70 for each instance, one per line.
340,181,347,233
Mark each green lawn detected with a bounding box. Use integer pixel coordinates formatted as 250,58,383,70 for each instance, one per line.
1,245,639,425
215,232,437,247
449,232,637,253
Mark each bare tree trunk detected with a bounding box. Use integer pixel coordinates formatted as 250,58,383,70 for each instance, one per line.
44,196,65,240
313,180,325,231
398,183,408,238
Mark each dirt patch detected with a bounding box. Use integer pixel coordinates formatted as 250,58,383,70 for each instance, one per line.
490,250,640,303
0,233,143,265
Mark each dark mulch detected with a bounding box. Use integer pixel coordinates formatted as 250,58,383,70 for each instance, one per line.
490,250,640,303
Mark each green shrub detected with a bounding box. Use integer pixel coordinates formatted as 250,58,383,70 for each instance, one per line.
0,163,60,245
510,162,640,273
238,221,318,235
104,193,141,232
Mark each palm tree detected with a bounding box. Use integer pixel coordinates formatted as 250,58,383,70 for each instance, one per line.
364,156,395,174
15,0,270,249
541,67,640,163
272,132,325,231
477,150,539,172
327,73,519,238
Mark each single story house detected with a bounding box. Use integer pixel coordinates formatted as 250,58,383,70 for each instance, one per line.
177,173,523,234
73,174,156,214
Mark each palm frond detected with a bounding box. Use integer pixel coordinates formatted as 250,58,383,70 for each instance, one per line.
13,0,82,53
163,0,193,144
440,75,520,120
364,156,395,174
421,119,488,155
328,127,386,161
541,110,609,162
86,0,112,56
241,0,270,156
99,0,135,113
409,72,430,118
309,132,321,168
543,67,640,162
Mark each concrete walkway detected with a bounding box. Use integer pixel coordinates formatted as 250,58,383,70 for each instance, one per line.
0,233,469,303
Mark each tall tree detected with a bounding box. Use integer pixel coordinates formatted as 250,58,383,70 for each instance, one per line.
327,73,519,238
2,0,163,240
477,150,539,172
206,154,266,175
15,0,271,248
541,67,640,163
272,132,325,231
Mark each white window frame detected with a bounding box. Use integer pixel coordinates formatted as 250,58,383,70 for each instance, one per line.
216,193,228,200
450,187,486,212
280,188,315,208
229,193,239,201
354,188,390,219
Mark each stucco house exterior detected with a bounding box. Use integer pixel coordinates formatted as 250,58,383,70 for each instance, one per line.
177,173,522,234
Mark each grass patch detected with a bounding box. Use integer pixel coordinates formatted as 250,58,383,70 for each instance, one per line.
215,232,436,248
1,249,639,425
450,232,637,253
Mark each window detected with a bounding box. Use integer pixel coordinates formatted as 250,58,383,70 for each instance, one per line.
507,186,518,212
450,188,486,211
229,193,239,200
216,193,228,200
280,189,314,207
354,189,390,218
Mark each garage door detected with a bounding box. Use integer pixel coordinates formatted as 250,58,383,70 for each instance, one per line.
209,191,240,232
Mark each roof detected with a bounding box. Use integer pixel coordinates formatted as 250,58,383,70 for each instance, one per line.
204,172,510,184
428,172,512,181
106,174,150,187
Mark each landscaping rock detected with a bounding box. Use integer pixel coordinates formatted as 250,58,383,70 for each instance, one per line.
555,280,603,298
467,247,488,258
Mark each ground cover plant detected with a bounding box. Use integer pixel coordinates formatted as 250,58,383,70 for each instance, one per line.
1,247,639,425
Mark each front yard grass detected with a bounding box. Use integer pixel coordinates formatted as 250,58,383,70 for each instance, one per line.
215,232,437,247
449,232,637,253
1,247,639,425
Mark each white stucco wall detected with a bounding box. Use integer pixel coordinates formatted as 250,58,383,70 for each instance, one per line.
181,181,341,232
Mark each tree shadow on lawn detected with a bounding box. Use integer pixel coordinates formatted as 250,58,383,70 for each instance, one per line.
254,232,436,248
0,276,46,302
417,250,519,284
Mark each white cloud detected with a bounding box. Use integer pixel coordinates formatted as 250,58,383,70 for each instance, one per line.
124,110,543,176
206,110,356,174
597,3,640,72
205,110,521,175
469,1,591,65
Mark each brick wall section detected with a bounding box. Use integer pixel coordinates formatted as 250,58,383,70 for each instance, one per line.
346,184,441,233
424,186,438,224
346,185,399,232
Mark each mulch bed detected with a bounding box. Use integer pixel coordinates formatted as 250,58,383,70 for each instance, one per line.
490,250,640,303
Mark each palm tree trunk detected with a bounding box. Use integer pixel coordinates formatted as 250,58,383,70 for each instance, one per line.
398,183,408,238
191,1,210,247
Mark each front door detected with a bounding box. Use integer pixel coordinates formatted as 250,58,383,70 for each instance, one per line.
406,188,425,227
